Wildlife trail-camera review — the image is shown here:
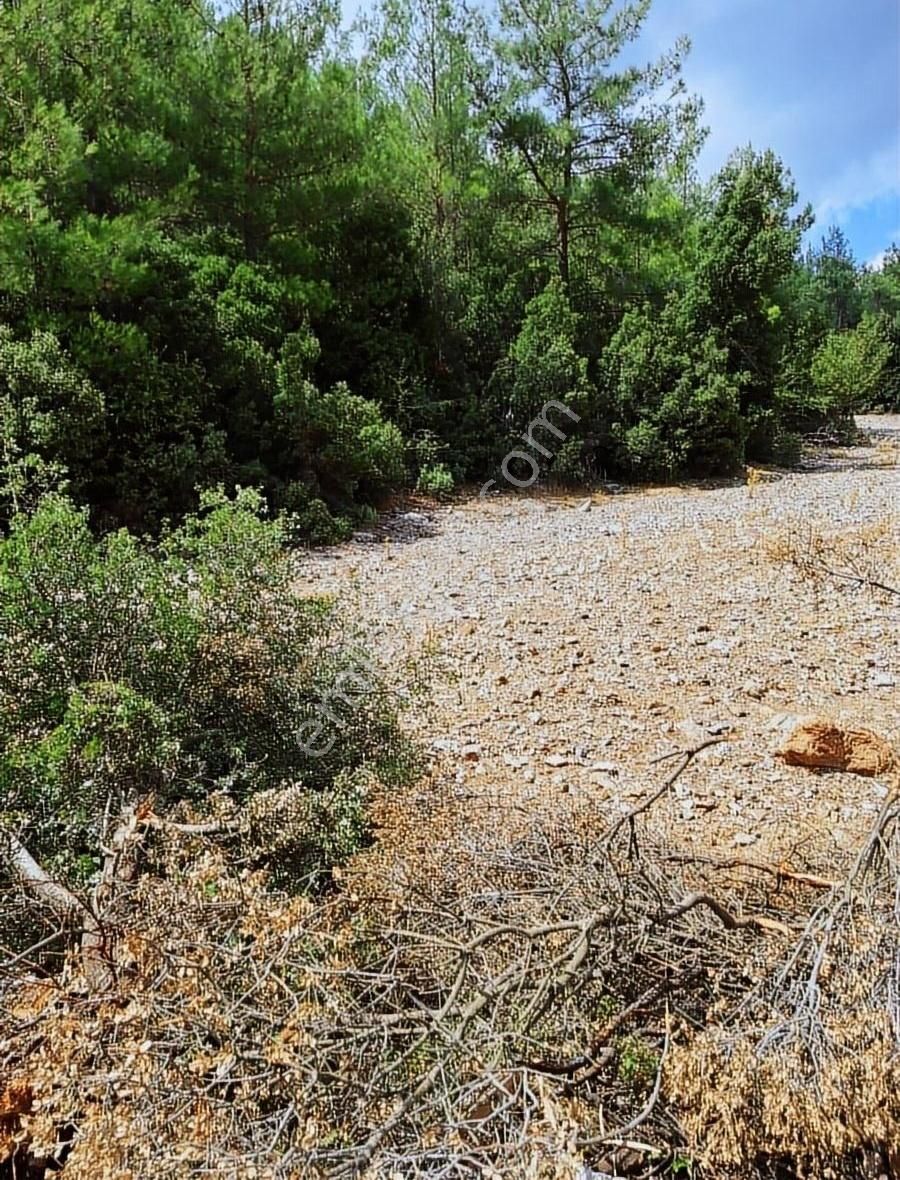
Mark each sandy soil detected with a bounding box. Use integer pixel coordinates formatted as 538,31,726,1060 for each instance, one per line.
297,418,899,882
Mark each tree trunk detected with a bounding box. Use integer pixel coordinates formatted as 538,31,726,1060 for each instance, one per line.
556,197,570,286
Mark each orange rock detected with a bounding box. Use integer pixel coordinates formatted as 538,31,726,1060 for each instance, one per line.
779,719,895,777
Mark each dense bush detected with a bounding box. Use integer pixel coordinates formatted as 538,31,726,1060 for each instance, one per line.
491,279,593,426
810,316,892,415
0,327,103,516
602,298,745,478
274,329,407,512
485,278,594,480
0,490,419,887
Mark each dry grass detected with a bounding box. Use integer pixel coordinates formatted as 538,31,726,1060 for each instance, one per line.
762,520,900,602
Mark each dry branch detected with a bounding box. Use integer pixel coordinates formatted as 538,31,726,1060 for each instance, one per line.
80,797,147,991
670,796,900,1172
654,892,791,938
3,751,869,1177
664,851,836,890
602,739,726,846
0,828,81,922
146,814,241,837
578,1020,671,1149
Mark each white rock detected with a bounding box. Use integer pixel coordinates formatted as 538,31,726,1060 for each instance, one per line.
544,754,570,767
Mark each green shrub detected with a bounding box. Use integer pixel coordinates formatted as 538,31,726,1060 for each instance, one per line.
604,299,746,479
621,420,671,479
769,429,802,467
407,429,449,476
616,1034,659,1090
416,462,455,497
488,278,592,449
278,480,354,545
274,331,407,510
0,489,419,888
810,316,892,413
551,437,589,482
0,327,104,519
244,767,371,885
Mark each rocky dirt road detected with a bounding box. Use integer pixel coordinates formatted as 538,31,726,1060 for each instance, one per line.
298,419,898,884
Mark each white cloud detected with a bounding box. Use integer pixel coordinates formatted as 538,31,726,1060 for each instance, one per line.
813,142,900,226
866,232,900,270
682,66,814,185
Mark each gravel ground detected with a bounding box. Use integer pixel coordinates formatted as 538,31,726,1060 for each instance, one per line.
297,418,899,881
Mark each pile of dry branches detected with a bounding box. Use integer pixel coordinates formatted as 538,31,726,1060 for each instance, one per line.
669,793,900,1176
1,746,898,1179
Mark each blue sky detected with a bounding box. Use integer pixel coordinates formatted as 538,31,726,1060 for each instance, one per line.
639,0,899,267
343,0,899,266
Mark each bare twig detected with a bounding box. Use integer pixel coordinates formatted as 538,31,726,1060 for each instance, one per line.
663,851,837,891
655,892,791,938
578,1016,671,1148
146,815,241,837
602,739,726,846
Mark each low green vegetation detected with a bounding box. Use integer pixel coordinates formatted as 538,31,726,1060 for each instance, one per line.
0,489,417,888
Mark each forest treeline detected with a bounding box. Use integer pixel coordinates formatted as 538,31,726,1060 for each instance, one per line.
1,0,898,540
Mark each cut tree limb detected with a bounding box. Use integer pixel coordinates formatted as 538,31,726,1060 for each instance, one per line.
578,1018,671,1149
0,799,152,991
146,815,240,837
663,851,836,890
602,738,726,847
0,829,81,922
